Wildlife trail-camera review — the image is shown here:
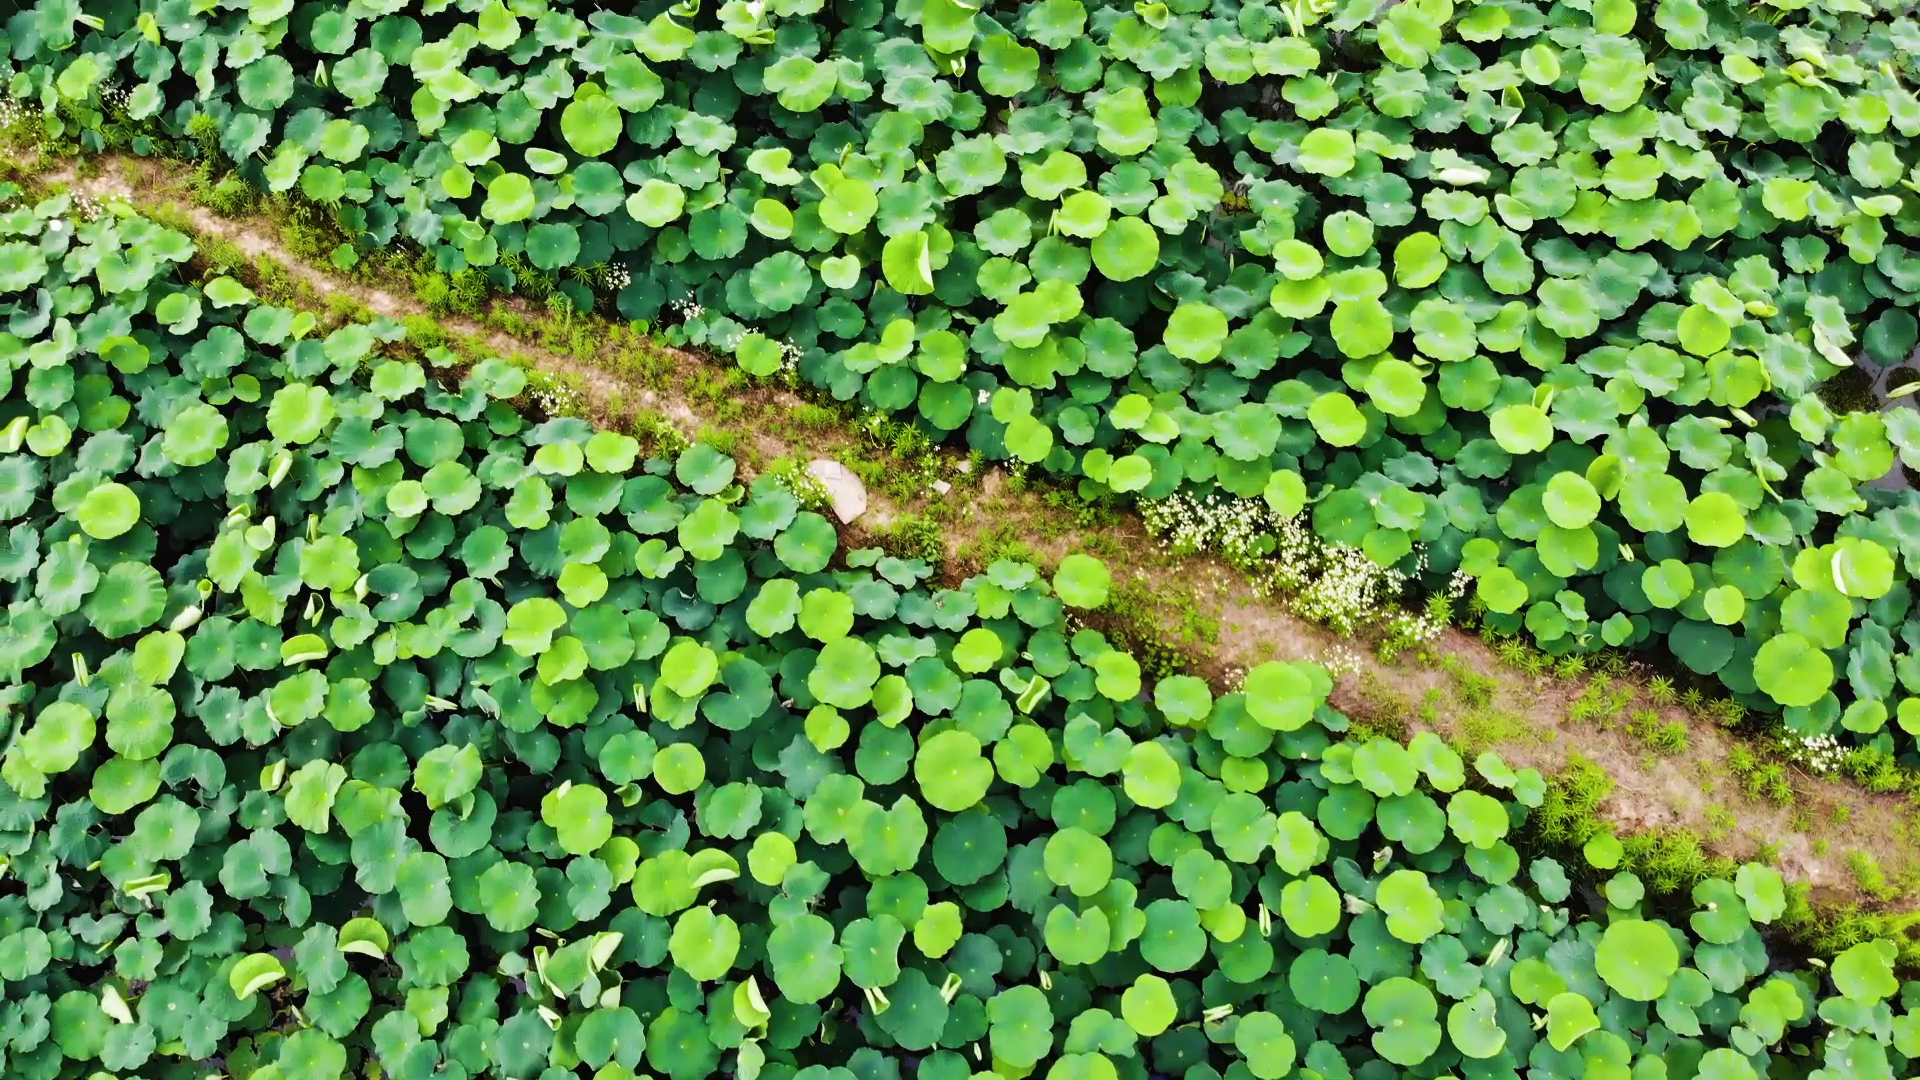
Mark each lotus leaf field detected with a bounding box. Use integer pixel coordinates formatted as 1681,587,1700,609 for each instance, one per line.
0,172,1916,1080
20,0,1920,755
7,0,1920,1079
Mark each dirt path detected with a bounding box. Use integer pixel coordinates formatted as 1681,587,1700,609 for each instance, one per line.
32,153,1920,918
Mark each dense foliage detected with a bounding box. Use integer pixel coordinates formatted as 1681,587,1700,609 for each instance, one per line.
1,186,1919,1080
17,0,1920,752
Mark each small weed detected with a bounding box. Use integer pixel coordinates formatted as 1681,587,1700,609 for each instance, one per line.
1845,850,1898,903
870,515,947,570
1709,699,1746,728
1623,829,1728,895
401,315,449,352
1457,709,1532,751
1097,578,1218,681
1625,710,1689,756
1531,755,1615,848
961,523,1035,570
1494,639,1526,667
694,426,742,458
1703,806,1737,843
189,162,256,216
1439,655,1497,710
1647,675,1676,704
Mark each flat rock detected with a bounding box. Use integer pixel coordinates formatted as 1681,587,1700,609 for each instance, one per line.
806,459,867,524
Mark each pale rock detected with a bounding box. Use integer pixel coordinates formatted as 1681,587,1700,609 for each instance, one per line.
806,459,867,524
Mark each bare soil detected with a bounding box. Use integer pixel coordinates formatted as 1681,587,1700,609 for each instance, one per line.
32,152,1920,915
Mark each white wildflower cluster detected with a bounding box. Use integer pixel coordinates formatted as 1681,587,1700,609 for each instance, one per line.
529,380,582,417
606,263,633,291
1380,608,1446,654
1139,495,1425,638
96,82,134,115
1139,492,1277,569
1780,732,1845,775
767,463,831,510
1317,643,1365,679
0,96,42,131
779,339,802,375
1273,516,1416,636
669,295,705,321
1444,567,1471,599
71,192,111,223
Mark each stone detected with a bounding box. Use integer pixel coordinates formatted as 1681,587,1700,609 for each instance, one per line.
806,459,867,524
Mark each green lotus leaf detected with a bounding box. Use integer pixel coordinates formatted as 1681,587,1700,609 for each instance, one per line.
561,93,624,157
1376,869,1445,943
1330,299,1393,358
482,172,537,224
1545,991,1600,1051
1280,875,1340,937
1364,358,1426,416
629,179,686,227
1684,492,1745,548
1297,127,1357,176
13,701,90,796
476,860,541,933
915,730,994,812
669,906,741,981
654,743,707,795
90,753,161,815
1362,977,1442,1066
1242,661,1322,731
1044,827,1114,897
1308,393,1367,446
1752,633,1833,708
267,383,336,444
1120,973,1177,1036
76,482,141,540
1164,303,1229,362
1233,1011,1296,1080
1122,741,1181,808
766,913,842,1002
1831,939,1898,1003
1446,789,1508,849
1489,404,1553,454
1393,231,1448,288
1447,988,1506,1059
1594,920,1679,1000
230,953,287,999
1090,650,1143,704
84,562,167,638
1053,554,1111,609
541,781,614,856
1093,86,1157,157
